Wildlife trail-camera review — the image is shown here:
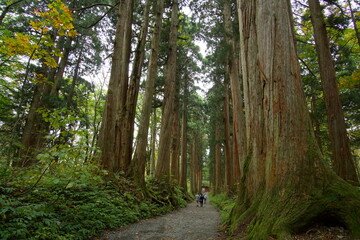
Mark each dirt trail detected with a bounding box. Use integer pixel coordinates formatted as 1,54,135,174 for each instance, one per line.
101,200,223,240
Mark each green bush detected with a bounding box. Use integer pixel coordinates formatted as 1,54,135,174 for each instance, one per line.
210,193,236,223
0,164,187,240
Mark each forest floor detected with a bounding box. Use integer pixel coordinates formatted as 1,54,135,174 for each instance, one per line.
98,200,224,240
97,200,353,240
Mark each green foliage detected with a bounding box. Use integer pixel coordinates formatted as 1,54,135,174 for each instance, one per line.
0,164,188,240
209,193,236,225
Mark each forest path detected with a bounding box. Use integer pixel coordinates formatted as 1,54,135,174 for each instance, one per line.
100,199,224,240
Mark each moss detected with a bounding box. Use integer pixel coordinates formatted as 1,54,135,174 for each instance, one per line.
226,180,360,239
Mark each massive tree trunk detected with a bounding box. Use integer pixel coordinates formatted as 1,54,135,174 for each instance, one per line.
308,0,359,185
229,0,360,238
98,0,134,173
132,0,165,186
155,0,179,178
223,0,247,188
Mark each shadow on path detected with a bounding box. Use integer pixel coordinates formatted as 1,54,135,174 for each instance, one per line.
100,200,224,240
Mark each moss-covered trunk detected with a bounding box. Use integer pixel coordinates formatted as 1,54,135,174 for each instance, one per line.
230,0,360,238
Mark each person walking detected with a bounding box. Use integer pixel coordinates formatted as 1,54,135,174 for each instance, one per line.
199,194,204,207
195,193,200,207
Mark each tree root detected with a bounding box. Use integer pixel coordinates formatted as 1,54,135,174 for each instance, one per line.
228,179,360,239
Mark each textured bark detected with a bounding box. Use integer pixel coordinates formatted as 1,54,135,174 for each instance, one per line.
223,0,247,187
155,0,179,178
308,0,359,185
223,82,233,192
179,91,188,191
170,104,180,181
123,0,150,174
132,0,165,185
230,0,360,238
190,132,202,194
149,109,158,177
19,79,51,166
214,125,222,195
98,0,134,173
190,135,197,194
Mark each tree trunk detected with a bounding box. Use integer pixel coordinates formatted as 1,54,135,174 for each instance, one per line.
170,103,181,181
98,0,134,173
308,0,359,185
179,90,188,191
125,0,151,179
19,79,51,166
214,125,222,195
229,0,360,238
132,0,165,186
223,81,233,192
223,0,247,189
190,134,197,194
149,109,158,177
19,39,69,166
155,0,179,178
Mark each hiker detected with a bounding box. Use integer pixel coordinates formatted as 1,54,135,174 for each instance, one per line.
199,194,204,207
195,193,200,207
204,193,207,204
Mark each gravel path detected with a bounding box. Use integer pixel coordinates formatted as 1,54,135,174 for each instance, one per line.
101,200,223,240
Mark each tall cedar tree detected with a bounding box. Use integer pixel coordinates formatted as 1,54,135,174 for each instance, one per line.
223,0,247,188
308,0,359,185
229,0,360,238
155,0,179,178
132,0,165,187
98,0,133,173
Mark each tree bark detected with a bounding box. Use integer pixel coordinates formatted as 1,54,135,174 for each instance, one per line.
308,0,359,185
223,0,247,189
230,0,360,238
223,81,233,192
170,103,181,181
214,125,222,195
123,0,150,174
98,0,134,173
132,0,165,186
190,134,197,194
155,0,179,178
149,109,158,177
179,87,188,191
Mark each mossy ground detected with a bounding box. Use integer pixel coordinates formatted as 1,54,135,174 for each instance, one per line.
211,181,360,240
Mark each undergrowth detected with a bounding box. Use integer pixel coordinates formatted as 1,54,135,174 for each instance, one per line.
210,193,236,224
0,164,187,240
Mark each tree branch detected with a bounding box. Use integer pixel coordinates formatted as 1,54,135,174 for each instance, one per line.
77,2,119,29
72,3,114,12
0,0,26,25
